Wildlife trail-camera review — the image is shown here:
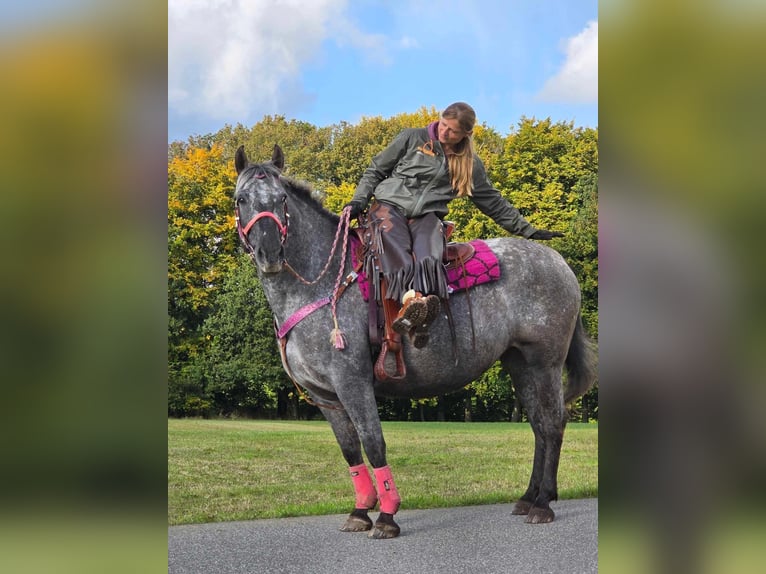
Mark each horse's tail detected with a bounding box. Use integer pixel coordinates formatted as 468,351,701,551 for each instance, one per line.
563,313,598,405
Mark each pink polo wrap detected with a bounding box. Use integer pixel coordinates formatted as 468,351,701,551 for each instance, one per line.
348,463,377,510
373,465,401,514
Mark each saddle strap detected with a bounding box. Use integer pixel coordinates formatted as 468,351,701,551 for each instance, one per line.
455,255,477,355
368,296,381,346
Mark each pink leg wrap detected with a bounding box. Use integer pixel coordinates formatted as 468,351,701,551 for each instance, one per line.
373,465,401,514
349,463,377,509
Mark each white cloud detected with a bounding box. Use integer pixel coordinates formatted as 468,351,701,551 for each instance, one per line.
537,20,598,103
332,23,391,66
168,0,382,121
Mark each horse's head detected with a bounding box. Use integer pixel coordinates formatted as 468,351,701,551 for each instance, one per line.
234,144,289,274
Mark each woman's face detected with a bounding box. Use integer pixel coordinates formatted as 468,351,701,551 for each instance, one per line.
438,117,470,146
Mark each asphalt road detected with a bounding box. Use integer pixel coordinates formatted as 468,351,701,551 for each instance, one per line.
168,498,597,574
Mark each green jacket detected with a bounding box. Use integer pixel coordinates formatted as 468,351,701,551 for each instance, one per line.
352,125,537,238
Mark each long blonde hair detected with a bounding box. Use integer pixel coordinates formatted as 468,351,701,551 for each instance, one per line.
442,102,476,197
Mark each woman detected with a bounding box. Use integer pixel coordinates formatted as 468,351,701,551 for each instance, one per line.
345,102,562,346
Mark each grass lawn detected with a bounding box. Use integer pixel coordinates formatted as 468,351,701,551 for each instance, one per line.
168,419,597,525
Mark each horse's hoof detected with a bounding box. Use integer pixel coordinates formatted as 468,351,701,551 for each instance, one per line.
340,514,372,532
525,506,555,524
511,500,533,515
367,512,401,539
368,523,401,538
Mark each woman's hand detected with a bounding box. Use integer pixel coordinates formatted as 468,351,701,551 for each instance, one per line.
343,200,367,219
529,229,564,240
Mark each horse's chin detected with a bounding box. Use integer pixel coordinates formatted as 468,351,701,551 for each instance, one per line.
258,261,284,275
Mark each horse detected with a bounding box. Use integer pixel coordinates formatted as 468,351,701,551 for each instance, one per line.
233,144,597,539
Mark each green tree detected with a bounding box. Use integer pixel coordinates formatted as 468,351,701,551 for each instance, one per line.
190,255,290,417
468,362,516,421
559,172,598,337
558,173,599,422
213,115,333,186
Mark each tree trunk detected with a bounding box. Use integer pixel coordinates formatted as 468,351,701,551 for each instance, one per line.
463,395,472,423
511,395,522,422
288,393,298,420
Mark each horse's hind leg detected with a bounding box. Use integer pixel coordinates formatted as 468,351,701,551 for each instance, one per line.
503,357,567,523
321,407,376,532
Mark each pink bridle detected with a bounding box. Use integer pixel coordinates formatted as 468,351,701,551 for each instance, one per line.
237,210,287,242
235,202,289,257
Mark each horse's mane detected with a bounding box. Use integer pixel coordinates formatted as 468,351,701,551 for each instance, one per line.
281,173,341,226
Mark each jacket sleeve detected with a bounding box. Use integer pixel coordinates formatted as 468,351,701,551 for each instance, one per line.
351,130,411,204
469,158,537,238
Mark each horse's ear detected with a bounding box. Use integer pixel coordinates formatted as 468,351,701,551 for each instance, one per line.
235,145,248,175
271,144,284,171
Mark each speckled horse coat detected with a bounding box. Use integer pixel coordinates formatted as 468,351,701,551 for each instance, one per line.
233,145,596,539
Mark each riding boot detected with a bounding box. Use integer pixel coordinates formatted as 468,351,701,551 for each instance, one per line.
423,294,442,324
408,295,441,348
391,290,430,335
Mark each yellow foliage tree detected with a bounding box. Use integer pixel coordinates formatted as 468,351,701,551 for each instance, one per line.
323,181,358,214
168,144,238,363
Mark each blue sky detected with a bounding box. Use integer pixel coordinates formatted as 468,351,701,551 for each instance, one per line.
168,0,597,143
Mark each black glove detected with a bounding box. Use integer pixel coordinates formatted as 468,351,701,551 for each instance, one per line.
529,229,564,240
343,200,366,219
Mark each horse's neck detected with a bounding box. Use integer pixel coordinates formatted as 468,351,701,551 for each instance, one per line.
260,199,345,318
284,198,343,279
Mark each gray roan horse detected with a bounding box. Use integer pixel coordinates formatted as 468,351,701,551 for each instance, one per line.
234,144,596,539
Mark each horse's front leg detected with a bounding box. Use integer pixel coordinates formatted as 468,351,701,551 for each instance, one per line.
321,407,376,532
326,381,402,539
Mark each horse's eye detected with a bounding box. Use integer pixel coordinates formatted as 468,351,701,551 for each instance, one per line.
236,196,246,205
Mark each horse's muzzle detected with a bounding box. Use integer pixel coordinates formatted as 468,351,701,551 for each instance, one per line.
255,247,285,274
